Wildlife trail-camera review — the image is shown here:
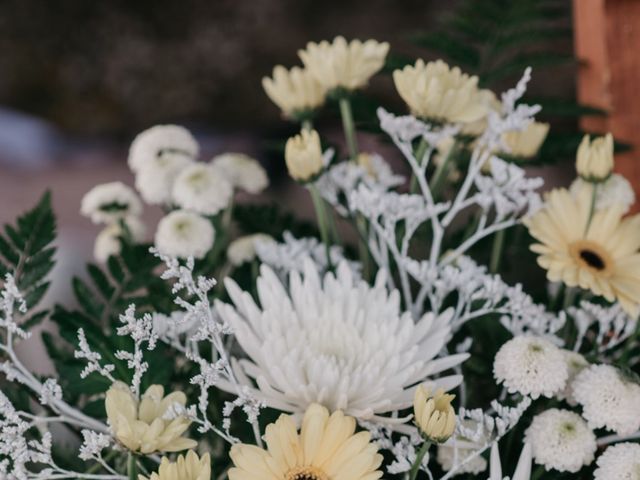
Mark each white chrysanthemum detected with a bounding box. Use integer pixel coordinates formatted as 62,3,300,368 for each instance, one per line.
572,364,640,435
227,234,275,266
172,163,233,215
570,174,636,214
594,443,640,480
135,154,194,205
94,217,145,263
80,182,142,225
215,259,468,419
211,153,269,194
128,125,199,173
557,350,588,405
437,444,487,476
493,336,568,399
154,210,215,259
525,408,596,473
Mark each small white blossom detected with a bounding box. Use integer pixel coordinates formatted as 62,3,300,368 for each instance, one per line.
78,430,111,461
93,217,146,263
594,443,640,480
80,182,142,225
172,163,233,215
227,233,275,266
128,124,199,173
570,173,635,214
211,153,269,194
155,210,215,259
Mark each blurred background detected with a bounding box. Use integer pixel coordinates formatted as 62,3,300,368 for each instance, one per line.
0,0,638,314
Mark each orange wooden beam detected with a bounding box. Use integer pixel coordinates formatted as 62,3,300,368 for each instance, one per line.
573,0,640,211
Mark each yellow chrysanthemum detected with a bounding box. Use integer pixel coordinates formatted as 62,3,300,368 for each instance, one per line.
105,382,197,454
139,450,211,480
524,188,640,316
285,129,325,181
501,122,549,159
262,66,327,119
299,36,389,91
228,403,383,480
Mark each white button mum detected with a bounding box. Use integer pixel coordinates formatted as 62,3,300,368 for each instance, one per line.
572,364,640,435
172,163,233,216
525,408,596,473
493,336,568,399
135,154,194,205
211,153,269,194
128,125,199,173
80,182,142,225
227,234,275,266
594,443,640,480
154,210,215,259
94,217,145,263
215,259,468,420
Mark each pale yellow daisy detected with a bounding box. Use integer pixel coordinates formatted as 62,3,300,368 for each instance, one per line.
228,403,383,480
139,450,211,480
524,187,640,316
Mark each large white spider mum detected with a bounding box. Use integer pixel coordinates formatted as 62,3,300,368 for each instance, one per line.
128,124,199,173
493,336,568,399
594,443,640,480
154,210,214,259
215,259,468,420
525,408,596,473
572,364,640,435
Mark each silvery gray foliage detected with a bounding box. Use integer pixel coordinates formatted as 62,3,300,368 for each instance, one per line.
570,301,639,353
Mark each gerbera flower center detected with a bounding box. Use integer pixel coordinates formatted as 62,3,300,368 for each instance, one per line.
286,466,329,480
569,240,612,274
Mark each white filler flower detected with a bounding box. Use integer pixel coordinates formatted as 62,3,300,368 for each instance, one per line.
215,259,468,419
211,153,269,194
128,124,199,173
572,364,640,435
493,336,568,399
525,408,596,473
154,210,214,259
80,182,142,224
594,443,640,480
172,163,233,215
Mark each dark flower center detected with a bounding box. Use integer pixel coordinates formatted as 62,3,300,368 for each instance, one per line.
579,249,606,270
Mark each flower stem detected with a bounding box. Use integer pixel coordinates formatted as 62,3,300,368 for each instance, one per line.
409,441,431,480
410,137,430,193
338,96,359,161
489,229,506,273
302,118,313,132
127,453,137,480
584,183,598,235
309,184,333,270
429,142,456,199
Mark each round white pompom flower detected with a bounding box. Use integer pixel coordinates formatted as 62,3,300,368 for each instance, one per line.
81,182,142,225
227,233,275,266
211,153,269,194
154,210,214,259
557,350,589,405
493,336,568,399
128,124,199,173
172,163,233,215
525,408,596,473
594,443,640,480
572,364,640,435
94,217,146,263
135,154,193,205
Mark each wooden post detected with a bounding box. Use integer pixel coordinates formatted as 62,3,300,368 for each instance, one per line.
573,0,640,212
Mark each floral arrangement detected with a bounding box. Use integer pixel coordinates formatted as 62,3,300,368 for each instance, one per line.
1,35,639,480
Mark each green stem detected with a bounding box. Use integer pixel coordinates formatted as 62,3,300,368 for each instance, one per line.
409,441,431,480
489,229,506,273
410,137,430,193
302,118,313,131
309,184,333,270
584,183,598,235
338,96,359,161
127,453,137,480
429,142,456,199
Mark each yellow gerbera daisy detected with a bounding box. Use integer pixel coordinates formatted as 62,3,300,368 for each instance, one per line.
228,403,383,480
524,187,640,316
139,450,211,480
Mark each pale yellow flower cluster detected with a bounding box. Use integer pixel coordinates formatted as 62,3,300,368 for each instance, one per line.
140,451,211,480
284,128,325,181
501,122,550,159
576,133,614,181
262,66,327,120
393,59,488,123
413,385,457,443
105,382,196,454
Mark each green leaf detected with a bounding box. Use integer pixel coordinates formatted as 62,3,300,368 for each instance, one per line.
72,277,104,319
87,264,115,299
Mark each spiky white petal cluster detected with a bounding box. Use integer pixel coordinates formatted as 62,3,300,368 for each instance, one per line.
227,234,274,266
211,153,269,194
572,364,640,435
155,210,215,259
493,336,568,399
215,259,468,419
570,174,635,214
80,181,142,224
128,125,199,173
594,443,640,480
525,408,596,473
172,163,233,215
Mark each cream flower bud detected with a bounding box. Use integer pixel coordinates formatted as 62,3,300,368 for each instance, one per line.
501,122,550,159
105,382,197,454
139,450,211,480
413,385,456,443
285,129,324,181
576,133,614,181
262,66,327,119
393,59,487,123
299,36,389,91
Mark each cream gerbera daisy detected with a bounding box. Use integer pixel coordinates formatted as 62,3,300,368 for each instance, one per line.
228,403,382,480
524,187,640,316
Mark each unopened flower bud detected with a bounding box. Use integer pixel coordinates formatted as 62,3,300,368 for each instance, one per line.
413,385,456,443
576,133,614,182
285,129,324,181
